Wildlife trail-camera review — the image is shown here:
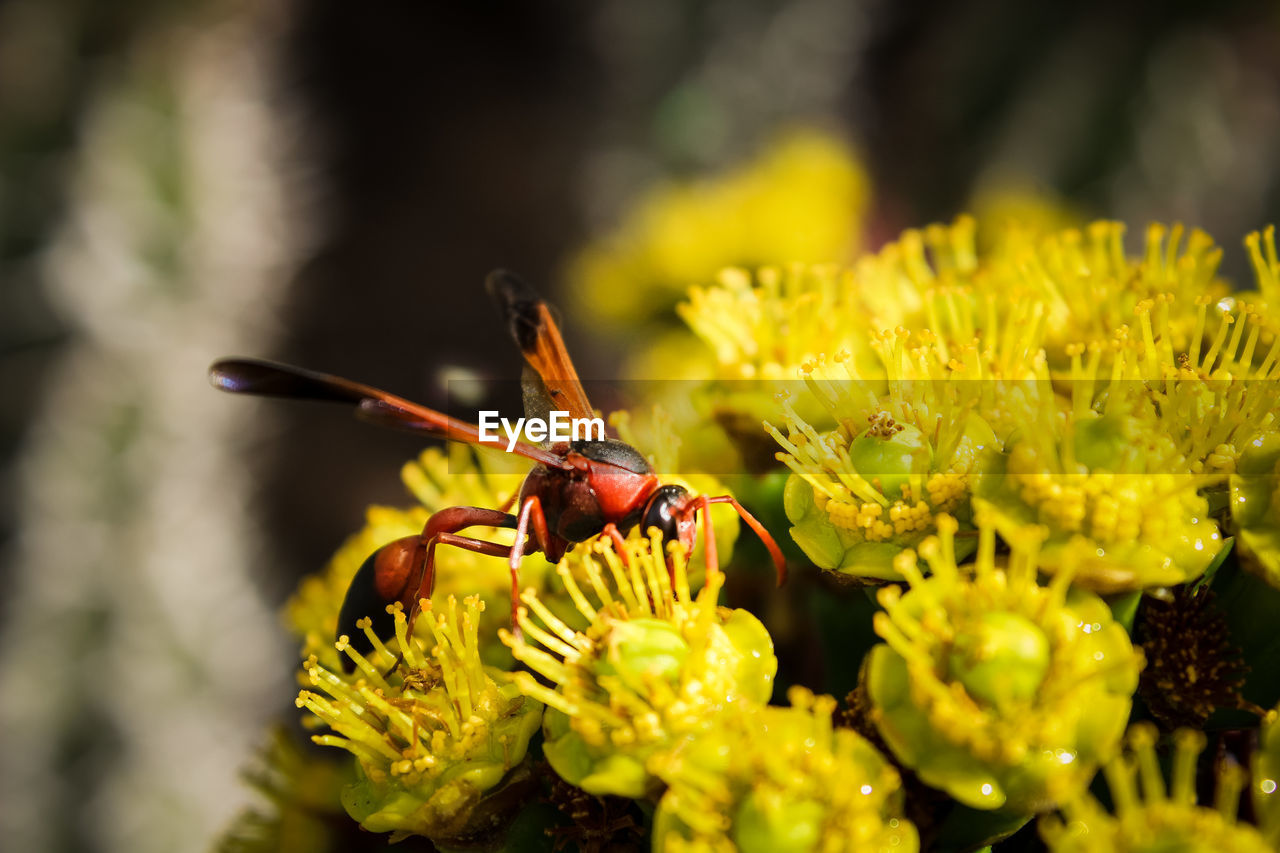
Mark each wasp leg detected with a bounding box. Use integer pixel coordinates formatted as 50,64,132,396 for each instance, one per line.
374,531,513,678
693,496,721,585
600,522,630,563
496,489,519,514
703,494,788,585
404,506,520,635
510,496,553,634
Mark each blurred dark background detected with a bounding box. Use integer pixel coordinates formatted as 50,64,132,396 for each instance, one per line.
1,1,1278,850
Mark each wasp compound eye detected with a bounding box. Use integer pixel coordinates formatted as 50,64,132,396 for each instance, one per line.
641,485,690,544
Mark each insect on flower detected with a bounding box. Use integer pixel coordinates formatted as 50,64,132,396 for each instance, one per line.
209,271,786,670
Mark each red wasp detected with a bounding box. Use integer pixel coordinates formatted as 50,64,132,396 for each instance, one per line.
210,271,786,670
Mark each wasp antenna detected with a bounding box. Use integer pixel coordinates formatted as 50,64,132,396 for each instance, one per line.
705,494,788,585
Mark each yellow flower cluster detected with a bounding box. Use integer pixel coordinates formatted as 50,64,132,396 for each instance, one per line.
569,129,871,332
652,687,918,853
1040,723,1271,853
244,201,1280,851
680,264,877,381
866,514,1142,812
296,597,543,842
1007,441,1206,536
683,216,990,382
975,402,1222,591
1021,222,1229,362
1097,295,1280,475
765,341,995,580
706,216,1280,590
501,533,775,798
500,532,919,849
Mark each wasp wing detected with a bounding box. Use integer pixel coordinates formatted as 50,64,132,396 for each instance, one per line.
209,357,571,469
486,269,596,424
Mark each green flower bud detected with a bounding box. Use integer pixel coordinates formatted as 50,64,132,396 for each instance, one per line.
1072,412,1135,471
539,706,651,799
865,514,1142,813
733,791,825,853
848,420,934,500
599,617,690,690
948,611,1050,709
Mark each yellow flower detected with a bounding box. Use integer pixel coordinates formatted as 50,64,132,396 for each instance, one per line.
969,180,1084,251
765,338,1002,581
679,264,879,382
850,215,984,334
678,216,990,383
974,369,1224,591
1003,221,1228,365
1253,704,1280,847
1042,228,1280,480
296,596,543,844
568,129,870,332
674,215,1057,476
1096,294,1280,475
651,687,918,853
502,533,776,798
1244,224,1280,307
666,262,878,473
1041,723,1271,853
1232,433,1280,588
865,514,1142,812
214,729,352,853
